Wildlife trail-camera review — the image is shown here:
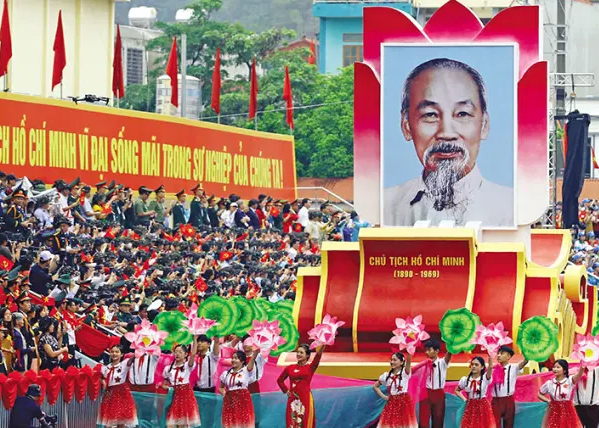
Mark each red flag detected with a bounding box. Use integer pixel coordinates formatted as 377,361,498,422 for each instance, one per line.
592,147,599,169
112,25,125,99
52,10,67,91
0,255,13,271
308,39,316,65
0,0,12,77
248,57,258,119
211,47,221,114
283,66,294,129
165,37,179,107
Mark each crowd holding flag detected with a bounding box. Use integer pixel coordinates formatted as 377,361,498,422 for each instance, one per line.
52,10,66,95
112,24,125,103
166,36,179,108
211,46,222,121
0,0,12,87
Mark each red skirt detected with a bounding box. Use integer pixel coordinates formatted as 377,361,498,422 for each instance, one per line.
378,393,418,428
543,400,583,428
461,398,496,428
166,384,201,426
222,389,256,428
97,383,138,426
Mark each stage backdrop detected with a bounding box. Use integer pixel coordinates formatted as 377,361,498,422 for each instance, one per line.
354,3,548,228
0,93,297,200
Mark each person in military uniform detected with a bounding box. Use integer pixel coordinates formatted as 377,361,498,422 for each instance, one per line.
95,181,109,196
3,188,35,233
116,297,133,324
207,195,220,227
149,185,175,228
3,266,22,311
172,190,188,229
14,292,37,371
134,186,155,226
51,217,71,255
110,185,130,226
67,178,87,224
188,184,208,228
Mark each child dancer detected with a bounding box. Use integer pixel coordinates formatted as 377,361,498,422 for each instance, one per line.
538,359,584,428
97,344,138,428
455,355,495,428
491,346,528,428
219,349,259,428
373,352,417,428
420,339,452,428
162,338,200,428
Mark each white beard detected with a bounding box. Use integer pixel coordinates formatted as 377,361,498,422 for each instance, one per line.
422,142,470,211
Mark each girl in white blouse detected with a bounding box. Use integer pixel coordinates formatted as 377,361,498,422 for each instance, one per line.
373,352,417,428
97,344,138,428
538,359,584,428
162,338,200,428
219,349,259,428
455,355,495,428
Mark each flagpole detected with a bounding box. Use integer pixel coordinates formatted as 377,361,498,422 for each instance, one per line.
60,82,63,100
117,89,120,109
254,114,258,131
217,114,220,124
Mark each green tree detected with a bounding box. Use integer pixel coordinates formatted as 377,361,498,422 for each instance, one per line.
217,49,354,178
119,81,157,112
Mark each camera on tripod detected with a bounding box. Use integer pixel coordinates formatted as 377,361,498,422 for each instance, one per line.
40,414,58,428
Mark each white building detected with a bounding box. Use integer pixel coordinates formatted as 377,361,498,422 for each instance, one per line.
412,0,511,23
0,0,127,99
156,74,202,120
119,25,162,87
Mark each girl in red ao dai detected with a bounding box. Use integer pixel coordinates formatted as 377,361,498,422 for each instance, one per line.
538,359,585,428
373,352,418,428
456,355,496,428
162,338,201,428
219,349,260,428
97,344,138,428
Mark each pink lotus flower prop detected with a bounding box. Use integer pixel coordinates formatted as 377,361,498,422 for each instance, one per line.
180,303,217,335
472,322,513,357
571,334,599,368
247,320,287,357
389,315,430,355
124,319,168,358
307,314,345,350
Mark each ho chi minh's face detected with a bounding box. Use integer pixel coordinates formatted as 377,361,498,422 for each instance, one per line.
401,68,489,175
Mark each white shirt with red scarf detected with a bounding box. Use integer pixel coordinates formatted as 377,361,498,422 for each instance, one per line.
163,361,197,386
540,377,575,401
378,368,410,395
220,366,256,391
102,360,131,387
458,374,491,399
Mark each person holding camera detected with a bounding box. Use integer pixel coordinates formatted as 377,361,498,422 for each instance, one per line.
9,384,56,428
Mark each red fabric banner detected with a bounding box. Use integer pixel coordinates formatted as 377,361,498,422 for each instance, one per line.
76,323,120,357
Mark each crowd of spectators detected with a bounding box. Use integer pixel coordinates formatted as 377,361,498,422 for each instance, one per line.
556,199,599,285
0,172,368,374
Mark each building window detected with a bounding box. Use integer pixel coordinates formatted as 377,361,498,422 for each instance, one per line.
342,33,363,43
126,48,144,86
343,45,363,67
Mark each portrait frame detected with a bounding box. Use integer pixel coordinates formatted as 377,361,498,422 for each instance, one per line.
379,42,519,230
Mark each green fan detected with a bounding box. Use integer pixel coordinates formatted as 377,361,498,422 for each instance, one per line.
276,300,294,317
271,312,300,356
439,308,481,354
517,316,559,362
232,297,259,337
255,298,276,319
153,311,193,351
198,295,239,337
592,323,599,337
251,299,269,322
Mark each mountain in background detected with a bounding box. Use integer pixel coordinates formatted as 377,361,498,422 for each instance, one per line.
115,0,318,37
